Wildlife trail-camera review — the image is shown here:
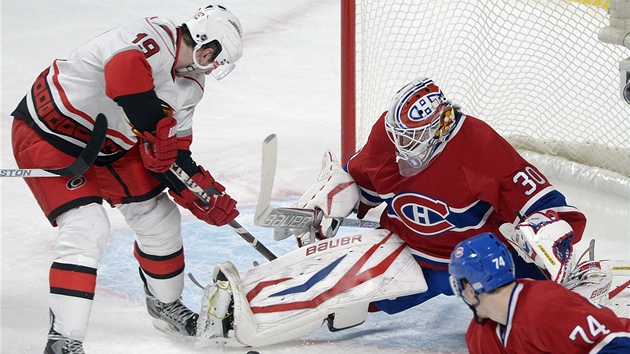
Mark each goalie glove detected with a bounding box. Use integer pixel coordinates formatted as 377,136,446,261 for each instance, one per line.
499,210,575,283
292,150,360,247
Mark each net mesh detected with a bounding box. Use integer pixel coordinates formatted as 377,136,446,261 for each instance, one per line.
353,0,630,178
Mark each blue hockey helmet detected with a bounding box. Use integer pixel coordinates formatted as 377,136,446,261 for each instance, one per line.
449,232,515,297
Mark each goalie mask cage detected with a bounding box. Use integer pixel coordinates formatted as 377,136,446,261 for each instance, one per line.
341,0,630,197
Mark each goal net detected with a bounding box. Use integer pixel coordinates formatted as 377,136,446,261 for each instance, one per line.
341,0,630,197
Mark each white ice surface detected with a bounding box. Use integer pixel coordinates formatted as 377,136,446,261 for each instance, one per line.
2,1,629,353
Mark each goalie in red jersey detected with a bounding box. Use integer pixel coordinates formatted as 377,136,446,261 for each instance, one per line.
193,78,598,349
449,232,630,353
298,77,588,314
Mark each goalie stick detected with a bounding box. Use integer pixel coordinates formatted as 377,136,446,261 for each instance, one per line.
169,148,278,261
252,135,380,240
0,113,108,177
269,211,381,241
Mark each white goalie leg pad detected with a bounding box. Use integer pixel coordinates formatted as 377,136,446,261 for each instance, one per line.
326,301,369,331
293,150,360,246
563,260,613,305
198,262,336,348
216,229,428,347
600,260,630,318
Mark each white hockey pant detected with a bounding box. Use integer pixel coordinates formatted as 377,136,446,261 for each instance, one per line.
50,203,110,341
118,192,184,303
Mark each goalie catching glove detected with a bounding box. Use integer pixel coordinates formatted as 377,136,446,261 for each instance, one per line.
499,210,575,283
292,150,360,247
136,115,178,173
169,166,239,226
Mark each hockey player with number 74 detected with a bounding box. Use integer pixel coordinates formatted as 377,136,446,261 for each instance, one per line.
196,78,607,349
449,232,630,353
11,4,244,354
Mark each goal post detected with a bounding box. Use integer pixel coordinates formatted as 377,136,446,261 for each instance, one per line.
341,0,356,165
341,0,630,197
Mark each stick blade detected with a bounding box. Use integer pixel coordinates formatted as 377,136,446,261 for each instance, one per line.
45,113,108,176
254,134,278,225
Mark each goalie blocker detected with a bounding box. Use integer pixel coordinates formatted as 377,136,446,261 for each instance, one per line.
290,149,361,247
196,229,428,348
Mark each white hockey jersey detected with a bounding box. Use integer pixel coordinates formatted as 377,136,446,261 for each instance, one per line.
13,16,204,162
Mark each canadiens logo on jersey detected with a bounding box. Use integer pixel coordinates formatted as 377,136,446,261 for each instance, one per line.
388,192,493,235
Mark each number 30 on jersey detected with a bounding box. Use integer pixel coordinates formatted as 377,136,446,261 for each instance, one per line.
513,166,547,196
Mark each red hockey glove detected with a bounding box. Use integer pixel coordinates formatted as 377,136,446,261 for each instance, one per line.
168,166,239,226
137,117,178,173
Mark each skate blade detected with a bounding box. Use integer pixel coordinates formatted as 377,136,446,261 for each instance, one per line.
151,318,195,342
196,329,242,349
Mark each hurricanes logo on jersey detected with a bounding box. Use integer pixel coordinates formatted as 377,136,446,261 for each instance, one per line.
67,176,87,190
388,193,493,236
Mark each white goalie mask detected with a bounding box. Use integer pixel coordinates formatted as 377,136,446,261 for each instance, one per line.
183,4,243,80
385,78,456,177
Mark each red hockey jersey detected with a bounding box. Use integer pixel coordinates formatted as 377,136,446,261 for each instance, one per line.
466,279,630,353
12,16,205,162
346,112,586,270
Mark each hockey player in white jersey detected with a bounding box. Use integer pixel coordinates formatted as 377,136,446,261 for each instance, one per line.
10,4,243,354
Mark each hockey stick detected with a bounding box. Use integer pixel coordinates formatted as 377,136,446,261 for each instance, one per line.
264,209,381,241
1,113,108,177
252,135,325,239
253,134,279,226
170,160,278,261
252,135,379,240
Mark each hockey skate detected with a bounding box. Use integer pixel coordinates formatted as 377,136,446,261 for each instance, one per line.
44,328,85,354
144,285,199,337
44,310,86,354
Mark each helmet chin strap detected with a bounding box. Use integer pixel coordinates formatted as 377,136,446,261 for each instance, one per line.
176,44,216,75
176,64,197,75
466,294,487,325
